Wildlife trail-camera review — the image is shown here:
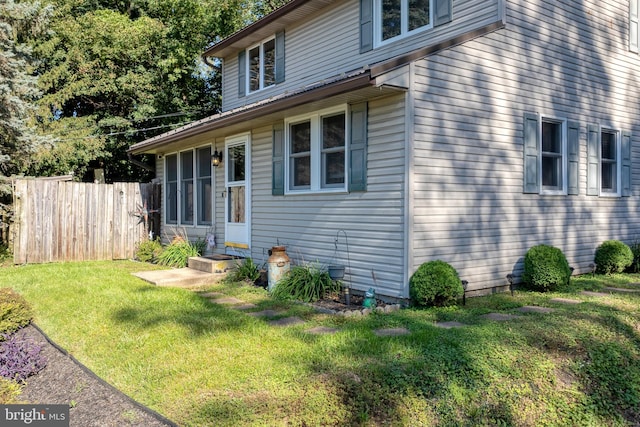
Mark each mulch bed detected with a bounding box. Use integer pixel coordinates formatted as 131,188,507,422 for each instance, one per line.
17,325,176,427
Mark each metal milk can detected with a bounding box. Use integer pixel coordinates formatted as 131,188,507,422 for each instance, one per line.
267,245,290,291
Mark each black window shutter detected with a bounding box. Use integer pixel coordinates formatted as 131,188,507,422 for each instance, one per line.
360,0,373,53
238,50,246,97
567,121,580,195
272,122,285,195
349,103,368,192
523,112,540,194
275,31,285,84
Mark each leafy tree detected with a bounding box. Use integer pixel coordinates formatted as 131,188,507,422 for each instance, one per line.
29,0,261,182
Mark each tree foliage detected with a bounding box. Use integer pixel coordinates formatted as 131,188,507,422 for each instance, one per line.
29,0,262,182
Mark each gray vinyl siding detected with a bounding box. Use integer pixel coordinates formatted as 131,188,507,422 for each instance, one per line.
222,0,499,111
410,0,640,292
250,94,407,297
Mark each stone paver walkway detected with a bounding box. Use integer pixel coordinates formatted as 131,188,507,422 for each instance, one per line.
187,282,633,340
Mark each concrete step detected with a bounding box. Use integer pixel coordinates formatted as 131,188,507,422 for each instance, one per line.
188,254,243,274
132,268,225,289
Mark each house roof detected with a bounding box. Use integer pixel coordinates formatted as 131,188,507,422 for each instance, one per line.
128,68,405,155
203,0,341,59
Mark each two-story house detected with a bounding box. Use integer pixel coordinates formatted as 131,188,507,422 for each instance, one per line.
129,0,640,299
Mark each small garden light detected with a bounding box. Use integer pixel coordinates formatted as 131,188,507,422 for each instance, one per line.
506,274,514,296
461,280,468,305
589,263,596,277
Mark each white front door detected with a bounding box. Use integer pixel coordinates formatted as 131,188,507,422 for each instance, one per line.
225,134,250,250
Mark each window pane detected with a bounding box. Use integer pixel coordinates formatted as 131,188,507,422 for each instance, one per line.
197,147,211,178
292,156,311,188
166,154,177,181
180,152,193,224
291,121,311,153
542,121,561,154
198,179,212,225
167,183,177,224
409,0,430,31
324,151,345,186
602,131,616,161
322,114,345,149
382,0,401,40
228,145,245,183
249,46,260,92
602,162,616,192
263,38,275,87
228,186,245,223
541,155,562,189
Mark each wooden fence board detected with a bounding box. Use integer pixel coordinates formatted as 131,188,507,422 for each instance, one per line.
12,180,159,264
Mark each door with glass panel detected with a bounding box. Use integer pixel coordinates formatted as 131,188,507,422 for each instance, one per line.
225,134,250,248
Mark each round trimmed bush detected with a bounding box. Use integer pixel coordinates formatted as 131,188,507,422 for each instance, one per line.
522,244,571,292
594,240,633,274
409,260,463,307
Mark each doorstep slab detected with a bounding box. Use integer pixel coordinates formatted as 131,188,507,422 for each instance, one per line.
306,326,339,335
481,313,520,321
434,321,465,329
374,327,411,337
132,268,222,288
517,306,555,314
269,316,305,327
550,298,582,305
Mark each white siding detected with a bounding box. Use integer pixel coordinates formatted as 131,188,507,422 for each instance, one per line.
410,0,640,292
250,94,407,297
222,0,500,111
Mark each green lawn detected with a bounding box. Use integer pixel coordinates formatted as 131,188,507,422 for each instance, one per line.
2,261,640,426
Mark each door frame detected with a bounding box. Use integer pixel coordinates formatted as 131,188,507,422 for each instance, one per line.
224,133,251,251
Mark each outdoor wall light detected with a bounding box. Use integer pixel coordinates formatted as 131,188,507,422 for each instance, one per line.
211,149,223,167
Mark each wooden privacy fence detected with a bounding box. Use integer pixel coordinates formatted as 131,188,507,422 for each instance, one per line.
12,180,160,264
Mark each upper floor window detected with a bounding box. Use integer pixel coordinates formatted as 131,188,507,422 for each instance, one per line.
600,128,621,196
631,0,639,53
238,32,285,97
375,0,432,45
248,37,275,92
285,106,347,193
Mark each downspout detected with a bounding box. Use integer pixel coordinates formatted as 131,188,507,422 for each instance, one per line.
403,62,416,300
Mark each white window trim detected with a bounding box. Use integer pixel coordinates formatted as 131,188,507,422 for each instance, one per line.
246,36,276,94
284,105,349,195
599,126,622,198
539,116,568,196
164,144,215,227
373,0,433,48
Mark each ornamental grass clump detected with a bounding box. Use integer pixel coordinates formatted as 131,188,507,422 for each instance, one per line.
522,244,571,292
134,238,163,263
409,260,463,307
594,240,633,274
271,263,338,302
157,236,206,268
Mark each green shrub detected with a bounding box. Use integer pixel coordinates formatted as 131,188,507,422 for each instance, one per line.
0,377,22,404
409,260,463,307
271,263,339,303
134,238,163,263
0,288,32,335
627,241,640,273
157,237,206,268
522,244,571,292
228,258,261,283
594,240,633,274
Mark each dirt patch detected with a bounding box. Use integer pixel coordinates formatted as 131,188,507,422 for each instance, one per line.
17,325,176,427
310,292,388,313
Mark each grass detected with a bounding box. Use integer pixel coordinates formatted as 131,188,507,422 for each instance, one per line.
1,261,640,426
